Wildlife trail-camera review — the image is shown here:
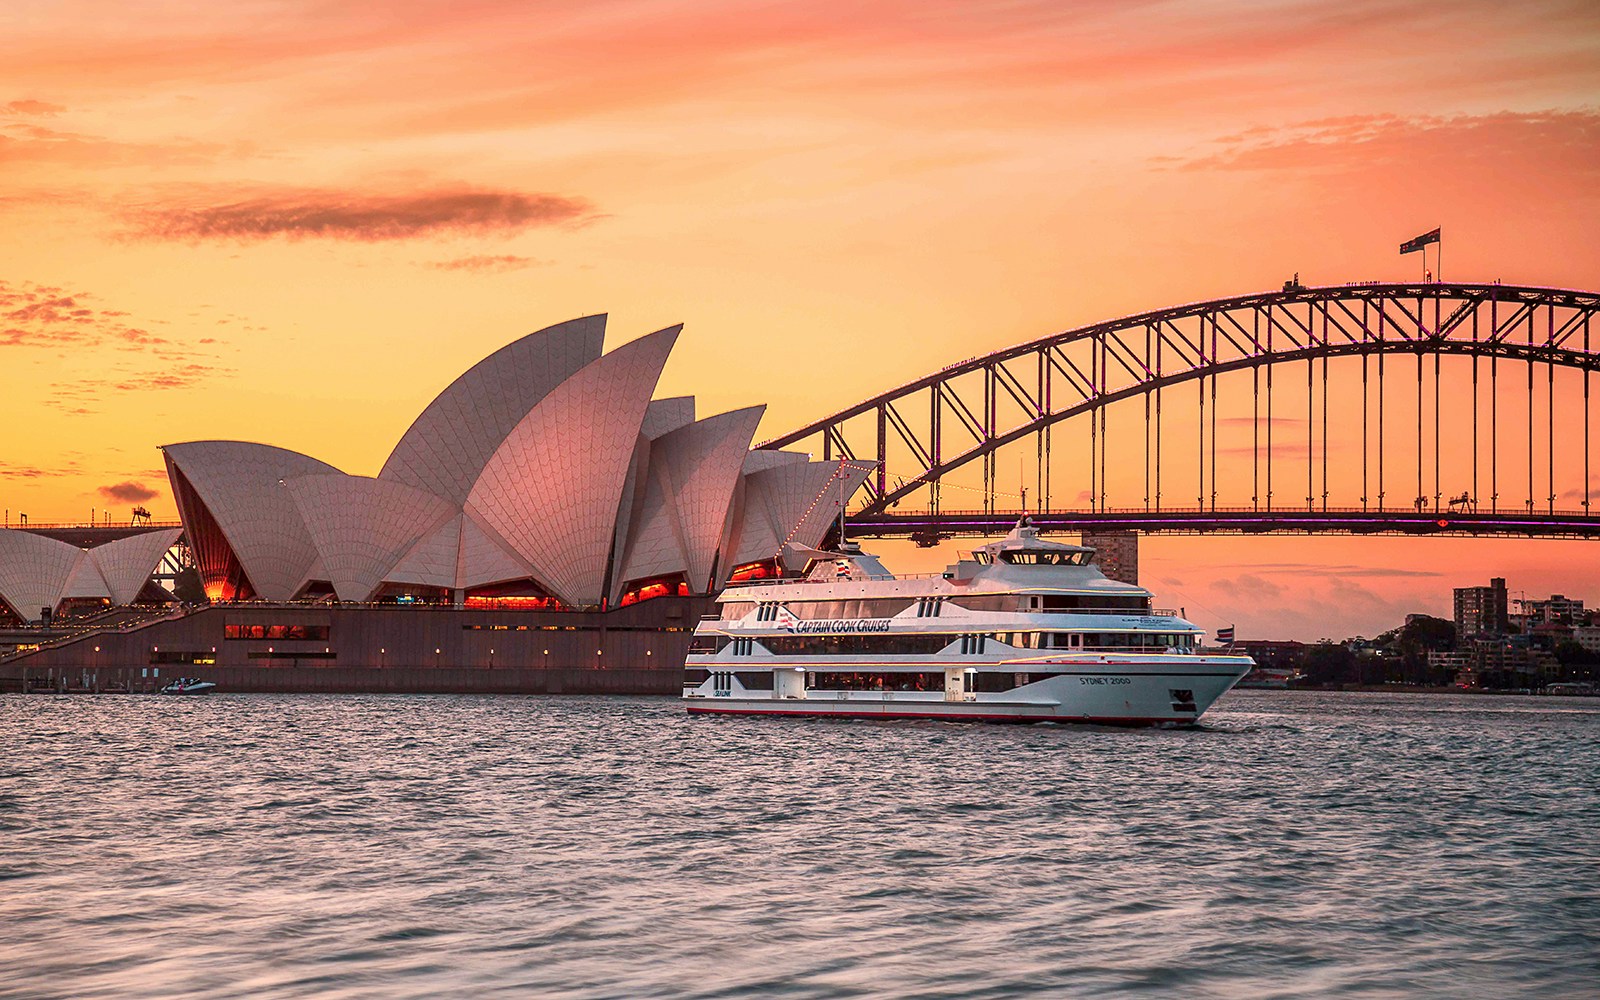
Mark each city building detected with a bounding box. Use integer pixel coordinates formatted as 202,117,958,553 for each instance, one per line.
1230,639,1306,667
0,316,870,693
1082,531,1137,585
1454,577,1509,639
1573,626,1600,653
1427,649,1471,685
1517,594,1585,626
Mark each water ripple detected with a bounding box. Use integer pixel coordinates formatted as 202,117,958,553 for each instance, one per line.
2,690,1597,998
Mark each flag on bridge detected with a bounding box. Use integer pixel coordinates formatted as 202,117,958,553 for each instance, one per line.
1216,625,1235,647
1399,228,1441,254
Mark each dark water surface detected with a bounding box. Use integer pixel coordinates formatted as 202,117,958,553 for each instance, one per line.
3,691,1597,999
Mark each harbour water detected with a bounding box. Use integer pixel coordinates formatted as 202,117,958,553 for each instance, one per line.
3,690,1597,998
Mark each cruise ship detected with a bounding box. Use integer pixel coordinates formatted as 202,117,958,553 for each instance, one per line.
684,519,1253,725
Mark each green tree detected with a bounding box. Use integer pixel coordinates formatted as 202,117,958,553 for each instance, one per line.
1302,642,1358,686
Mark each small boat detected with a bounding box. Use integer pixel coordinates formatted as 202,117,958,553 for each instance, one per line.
684,519,1253,726
159,677,217,695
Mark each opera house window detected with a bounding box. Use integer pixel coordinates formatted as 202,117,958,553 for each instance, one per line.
224,624,331,641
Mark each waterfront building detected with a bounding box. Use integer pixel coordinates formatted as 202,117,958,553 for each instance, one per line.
1230,639,1306,668
1427,649,1471,685
1456,638,1561,688
0,316,870,693
1454,578,1509,639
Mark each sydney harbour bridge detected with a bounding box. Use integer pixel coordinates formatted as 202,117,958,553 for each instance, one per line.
761,281,1600,544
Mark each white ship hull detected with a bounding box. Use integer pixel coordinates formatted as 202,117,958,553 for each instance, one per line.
685,658,1246,725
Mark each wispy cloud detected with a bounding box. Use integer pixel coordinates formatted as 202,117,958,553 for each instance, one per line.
124,186,596,242
3,99,65,116
0,122,235,168
0,280,167,349
0,462,76,479
424,254,545,273
1178,111,1600,177
1207,562,1442,579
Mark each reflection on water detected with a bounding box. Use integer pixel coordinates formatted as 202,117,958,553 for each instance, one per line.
3,690,1597,998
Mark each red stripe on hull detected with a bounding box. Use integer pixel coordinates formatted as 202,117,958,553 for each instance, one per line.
685,706,1191,726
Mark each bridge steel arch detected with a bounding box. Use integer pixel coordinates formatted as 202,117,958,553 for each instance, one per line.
760,282,1600,538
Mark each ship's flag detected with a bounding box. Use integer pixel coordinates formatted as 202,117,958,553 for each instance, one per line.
1399,228,1441,254
1217,625,1235,647
775,605,799,631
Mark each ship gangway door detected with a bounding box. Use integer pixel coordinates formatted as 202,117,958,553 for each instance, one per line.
774,667,807,700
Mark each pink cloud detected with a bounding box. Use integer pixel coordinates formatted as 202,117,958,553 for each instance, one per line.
98,480,159,502
0,280,168,349
124,186,596,242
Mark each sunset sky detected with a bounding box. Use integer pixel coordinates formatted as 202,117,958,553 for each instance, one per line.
3,0,1598,639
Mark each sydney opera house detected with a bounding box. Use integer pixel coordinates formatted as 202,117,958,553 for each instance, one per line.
1,316,869,693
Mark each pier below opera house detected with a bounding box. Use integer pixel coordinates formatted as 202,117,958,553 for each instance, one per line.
0,597,711,695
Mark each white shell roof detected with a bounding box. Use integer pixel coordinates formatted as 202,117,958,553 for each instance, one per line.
161,441,343,601
0,531,88,621
730,460,872,566
61,550,111,601
384,513,463,590
89,528,182,605
608,397,696,587
466,326,680,606
379,315,607,507
640,396,696,440
743,449,810,473
616,405,765,594
455,510,535,590
287,475,457,601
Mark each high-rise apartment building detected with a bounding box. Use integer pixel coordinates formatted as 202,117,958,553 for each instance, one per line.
1454,577,1509,638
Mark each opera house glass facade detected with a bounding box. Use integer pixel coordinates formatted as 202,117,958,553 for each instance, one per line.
1,317,868,693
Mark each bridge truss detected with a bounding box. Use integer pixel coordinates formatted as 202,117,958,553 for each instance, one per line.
760,282,1600,541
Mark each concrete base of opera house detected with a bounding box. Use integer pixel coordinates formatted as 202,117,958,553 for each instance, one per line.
0,597,710,695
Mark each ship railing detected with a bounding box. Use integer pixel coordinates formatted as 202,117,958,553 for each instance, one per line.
721,571,950,588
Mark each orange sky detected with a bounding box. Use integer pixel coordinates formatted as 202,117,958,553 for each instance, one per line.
3,0,1598,638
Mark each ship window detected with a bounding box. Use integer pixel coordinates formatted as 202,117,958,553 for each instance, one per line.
998,551,1090,566
1039,595,1152,612
734,672,774,690
969,671,1070,692
784,599,914,620
948,595,1030,613
806,671,945,692
758,634,951,656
